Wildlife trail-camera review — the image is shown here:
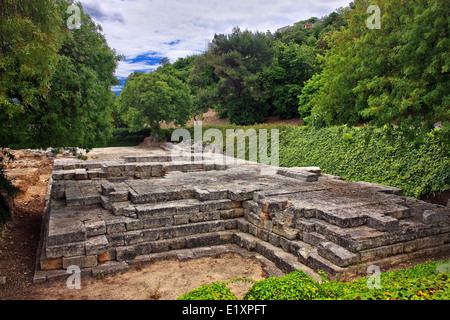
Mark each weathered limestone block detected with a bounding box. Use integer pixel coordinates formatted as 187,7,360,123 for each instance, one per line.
85,235,109,255
306,252,344,276
62,255,98,269
75,169,88,181
40,257,63,271
317,242,360,267
124,218,144,231
359,243,404,262
174,214,190,225
46,242,86,259
185,231,233,248
48,219,87,246
277,168,320,182
302,232,327,247
199,199,232,212
104,217,126,234
65,187,84,207
142,216,174,229
115,246,136,261
422,210,447,224
367,214,400,232
136,202,176,219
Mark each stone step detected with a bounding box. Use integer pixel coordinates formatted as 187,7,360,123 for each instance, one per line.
233,232,321,282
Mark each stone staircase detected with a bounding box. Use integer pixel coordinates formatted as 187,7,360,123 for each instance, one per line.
35,147,449,282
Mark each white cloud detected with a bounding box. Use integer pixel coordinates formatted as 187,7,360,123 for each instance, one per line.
79,0,351,79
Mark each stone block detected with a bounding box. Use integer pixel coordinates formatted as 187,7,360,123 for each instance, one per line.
106,234,125,247
135,242,153,255
105,218,126,235
177,250,195,261
175,201,200,214
237,219,249,233
85,235,109,255
360,243,404,262
317,242,360,267
125,218,144,231
367,214,399,232
142,216,173,229
174,214,190,225
75,169,88,181
48,219,87,246
46,242,86,259
65,187,84,207
422,210,446,224
62,255,98,269
40,257,63,271
84,220,106,237
115,246,136,261
302,232,327,246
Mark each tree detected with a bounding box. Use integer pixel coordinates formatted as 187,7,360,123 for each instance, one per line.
0,0,62,114
204,28,275,125
6,1,122,149
303,0,449,130
118,72,193,138
261,41,318,119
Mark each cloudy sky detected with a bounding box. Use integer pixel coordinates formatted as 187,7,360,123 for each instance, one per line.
78,0,351,94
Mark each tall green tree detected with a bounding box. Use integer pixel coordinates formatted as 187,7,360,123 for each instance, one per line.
204,28,275,125
118,72,193,138
0,0,62,139
302,0,449,130
261,41,318,119
24,1,122,149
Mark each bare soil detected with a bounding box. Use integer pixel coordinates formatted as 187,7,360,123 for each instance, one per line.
27,254,266,300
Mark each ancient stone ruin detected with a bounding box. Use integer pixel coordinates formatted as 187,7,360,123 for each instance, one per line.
34,142,449,282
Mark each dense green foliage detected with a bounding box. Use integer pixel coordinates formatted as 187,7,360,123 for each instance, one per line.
177,281,238,300
177,260,450,300
321,261,450,300
244,271,324,300
279,125,449,199
0,0,62,114
1,1,121,150
300,0,449,130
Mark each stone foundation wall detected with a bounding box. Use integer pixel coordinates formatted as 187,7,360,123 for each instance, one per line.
34,146,450,282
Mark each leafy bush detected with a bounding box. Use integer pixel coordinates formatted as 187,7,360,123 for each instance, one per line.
321,261,450,300
177,261,449,300
243,270,324,300
177,281,238,300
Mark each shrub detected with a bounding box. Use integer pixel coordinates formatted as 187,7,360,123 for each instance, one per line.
177,281,238,300
243,270,324,300
321,260,450,300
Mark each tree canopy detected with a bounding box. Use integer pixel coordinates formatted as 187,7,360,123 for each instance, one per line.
118,72,193,135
